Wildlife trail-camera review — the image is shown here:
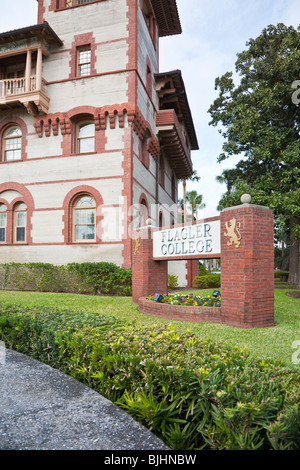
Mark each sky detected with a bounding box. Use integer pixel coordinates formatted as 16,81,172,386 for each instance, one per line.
0,0,299,218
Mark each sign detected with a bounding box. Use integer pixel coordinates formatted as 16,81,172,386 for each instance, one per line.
153,219,220,259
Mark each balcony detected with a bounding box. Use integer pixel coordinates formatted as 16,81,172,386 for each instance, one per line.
0,22,62,117
157,109,193,179
155,70,199,179
0,75,49,116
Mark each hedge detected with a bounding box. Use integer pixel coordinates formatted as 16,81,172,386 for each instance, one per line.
0,262,132,296
0,302,299,450
192,274,221,289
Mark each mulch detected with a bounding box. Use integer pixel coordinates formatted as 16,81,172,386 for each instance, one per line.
285,291,300,299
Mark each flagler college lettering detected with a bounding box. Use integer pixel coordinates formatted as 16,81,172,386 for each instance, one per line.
153,220,221,259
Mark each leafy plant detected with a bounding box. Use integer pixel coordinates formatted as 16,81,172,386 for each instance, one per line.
192,274,221,289
168,275,179,289
0,301,299,450
0,262,132,296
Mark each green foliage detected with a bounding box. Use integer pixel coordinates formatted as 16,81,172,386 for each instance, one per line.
192,274,221,289
198,263,209,275
1,302,299,450
0,262,132,296
168,274,179,289
208,23,300,283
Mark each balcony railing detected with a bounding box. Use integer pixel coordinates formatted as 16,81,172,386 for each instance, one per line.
0,75,49,115
0,75,47,98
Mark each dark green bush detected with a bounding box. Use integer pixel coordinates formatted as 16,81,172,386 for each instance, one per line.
198,263,209,275
192,274,221,289
0,262,132,296
274,271,289,282
0,302,299,450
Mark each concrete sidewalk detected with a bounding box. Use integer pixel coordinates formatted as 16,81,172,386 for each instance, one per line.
0,349,168,450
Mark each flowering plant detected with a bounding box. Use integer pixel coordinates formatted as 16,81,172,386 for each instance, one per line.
147,292,221,307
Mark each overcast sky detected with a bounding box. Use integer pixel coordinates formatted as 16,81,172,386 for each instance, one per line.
0,0,299,217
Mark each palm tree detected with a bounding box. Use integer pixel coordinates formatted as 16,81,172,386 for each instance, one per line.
186,190,206,220
180,170,200,223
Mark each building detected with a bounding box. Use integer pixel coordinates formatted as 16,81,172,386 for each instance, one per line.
0,0,198,283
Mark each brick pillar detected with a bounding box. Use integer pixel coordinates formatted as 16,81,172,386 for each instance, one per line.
186,259,198,287
220,203,274,328
132,227,168,304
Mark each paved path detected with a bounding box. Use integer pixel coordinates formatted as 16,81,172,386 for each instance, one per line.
0,349,168,450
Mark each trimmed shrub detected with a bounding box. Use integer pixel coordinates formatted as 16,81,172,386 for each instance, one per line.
0,262,132,296
192,274,221,289
0,302,299,450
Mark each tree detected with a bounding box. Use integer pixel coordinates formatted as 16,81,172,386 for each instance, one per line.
208,23,300,287
180,170,200,223
186,190,206,220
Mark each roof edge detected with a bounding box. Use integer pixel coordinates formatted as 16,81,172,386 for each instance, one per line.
0,22,63,47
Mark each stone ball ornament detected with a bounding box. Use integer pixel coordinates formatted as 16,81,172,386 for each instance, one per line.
241,194,252,204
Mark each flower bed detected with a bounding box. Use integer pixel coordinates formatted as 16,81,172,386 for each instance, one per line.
147,292,221,307
139,292,222,324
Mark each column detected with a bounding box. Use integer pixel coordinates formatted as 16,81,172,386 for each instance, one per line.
220,197,274,328
132,227,168,304
25,49,32,93
36,46,43,91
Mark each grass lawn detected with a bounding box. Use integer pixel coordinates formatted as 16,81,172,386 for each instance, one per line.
0,287,299,368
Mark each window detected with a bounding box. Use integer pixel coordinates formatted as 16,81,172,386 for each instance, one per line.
73,195,96,241
159,154,165,187
141,130,150,168
159,211,163,228
2,127,22,161
0,204,7,243
14,202,27,243
146,64,152,97
139,198,148,228
77,46,91,77
6,67,25,95
77,122,95,153
65,0,94,6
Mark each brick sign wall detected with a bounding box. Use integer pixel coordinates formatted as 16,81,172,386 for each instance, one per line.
132,201,274,329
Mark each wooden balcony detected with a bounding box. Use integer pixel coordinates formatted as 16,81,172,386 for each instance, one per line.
157,109,193,179
0,75,49,116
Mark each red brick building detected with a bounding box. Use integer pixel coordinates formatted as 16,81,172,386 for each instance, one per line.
0,0,198,278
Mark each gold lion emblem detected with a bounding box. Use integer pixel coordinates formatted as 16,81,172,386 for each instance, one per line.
224,218,242,248
134,236,141,255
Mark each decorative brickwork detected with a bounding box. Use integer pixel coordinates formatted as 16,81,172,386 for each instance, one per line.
0,182,34,245
69,33,97,79
220,204,274,328
138,297,222,324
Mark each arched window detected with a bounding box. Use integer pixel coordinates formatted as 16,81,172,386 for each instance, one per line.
159,211,163,228
77,121,95,153
159,154,165,187
139,197,148,228
14,202,27,243
2,126,22,161
73,194,96,241
0,203,7,242
141,130,150,168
